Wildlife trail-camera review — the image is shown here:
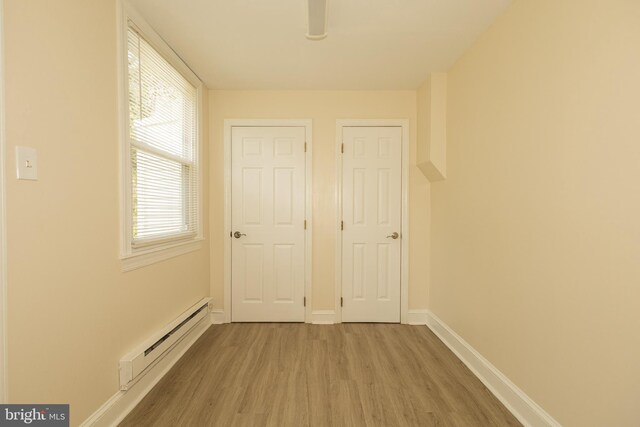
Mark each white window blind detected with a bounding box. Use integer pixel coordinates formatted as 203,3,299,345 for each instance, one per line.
127,24,199,248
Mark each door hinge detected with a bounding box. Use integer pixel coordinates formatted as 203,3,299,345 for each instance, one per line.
341,221,344,231
340,297,343,307
304,142,307,153
304,297,306,307
341,143,344,153
304,220,307,230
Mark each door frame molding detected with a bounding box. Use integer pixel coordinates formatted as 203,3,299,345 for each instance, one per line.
335,119,410,324
223,119,313,323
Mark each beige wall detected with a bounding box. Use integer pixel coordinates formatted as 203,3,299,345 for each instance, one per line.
4,1,210,424
209,90,429,311
430,0,640,426
416,74,447,182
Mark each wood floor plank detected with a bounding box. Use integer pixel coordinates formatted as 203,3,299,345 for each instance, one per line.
119,324,521,427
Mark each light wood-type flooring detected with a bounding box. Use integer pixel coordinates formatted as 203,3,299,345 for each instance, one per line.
120,323,521,426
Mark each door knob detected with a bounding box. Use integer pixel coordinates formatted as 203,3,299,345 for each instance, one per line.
386,232,399,240
233,231,247,239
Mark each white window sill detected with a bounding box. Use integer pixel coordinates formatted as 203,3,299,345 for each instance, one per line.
121,238,204,272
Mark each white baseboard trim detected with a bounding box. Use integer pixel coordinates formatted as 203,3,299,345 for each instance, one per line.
425,311,561,427
210,309,227,324
310,310,336,325
406,309,429,325
80,316,211,427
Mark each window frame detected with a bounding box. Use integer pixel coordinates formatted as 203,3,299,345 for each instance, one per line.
118,3,204,271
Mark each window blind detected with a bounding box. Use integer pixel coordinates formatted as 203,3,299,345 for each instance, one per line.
127,24,199,246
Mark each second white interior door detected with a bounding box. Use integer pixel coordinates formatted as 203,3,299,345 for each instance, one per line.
341,126,402,322
231,126,306,322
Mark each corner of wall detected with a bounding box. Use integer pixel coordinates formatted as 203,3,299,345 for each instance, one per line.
416,73,447,182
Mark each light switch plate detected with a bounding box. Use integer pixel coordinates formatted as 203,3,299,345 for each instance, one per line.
16,146,38,180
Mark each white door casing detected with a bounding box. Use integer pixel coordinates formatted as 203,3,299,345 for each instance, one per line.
341,126,403,322
231,126,307,322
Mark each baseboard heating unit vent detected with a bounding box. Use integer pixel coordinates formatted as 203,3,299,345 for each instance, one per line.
119,297,211,390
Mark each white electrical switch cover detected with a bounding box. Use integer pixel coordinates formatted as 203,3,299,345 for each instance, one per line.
16,146,38,180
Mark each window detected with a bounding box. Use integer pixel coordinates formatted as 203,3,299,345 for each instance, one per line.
121,12,202,269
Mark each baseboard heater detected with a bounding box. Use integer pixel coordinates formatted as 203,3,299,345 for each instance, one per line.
119,297,211,390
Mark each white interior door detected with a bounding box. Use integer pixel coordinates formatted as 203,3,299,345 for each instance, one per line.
231,126,306,322
341,126,402,322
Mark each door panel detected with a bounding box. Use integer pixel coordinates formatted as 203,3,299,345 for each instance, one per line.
342,127,402,322
242,244,264,301
231,126,306,322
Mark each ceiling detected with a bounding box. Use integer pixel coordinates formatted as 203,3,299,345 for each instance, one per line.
130,0,512,90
